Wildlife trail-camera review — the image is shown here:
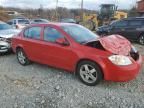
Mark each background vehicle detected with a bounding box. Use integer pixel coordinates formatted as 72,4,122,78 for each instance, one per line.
96,17,144,45
31,19,49,24
82,4,127,30
0,21,20,53
12,23,142,86
60,18,77,23
7,19,30,29
96,20,118,35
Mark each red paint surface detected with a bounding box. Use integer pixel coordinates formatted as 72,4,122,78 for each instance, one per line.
99,35,131,55
12,23,143,82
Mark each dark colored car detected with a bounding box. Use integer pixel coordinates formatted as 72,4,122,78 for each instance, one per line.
96,17,144,45
12,23,142,86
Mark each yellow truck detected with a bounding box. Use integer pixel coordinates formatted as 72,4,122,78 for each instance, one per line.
82,4,128,30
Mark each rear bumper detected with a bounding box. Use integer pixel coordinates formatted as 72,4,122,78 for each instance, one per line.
0,41,11,53
104,55,143,82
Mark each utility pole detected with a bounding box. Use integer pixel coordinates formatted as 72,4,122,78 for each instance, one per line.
81,0,84,21
55,0,58,21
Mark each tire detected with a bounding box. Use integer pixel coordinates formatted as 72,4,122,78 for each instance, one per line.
16,48,30,66
76,60,103,86
139,34,144,45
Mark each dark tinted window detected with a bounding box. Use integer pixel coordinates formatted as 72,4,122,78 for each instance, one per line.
24,27,41,39
34,20,41,22
18,20,30,24
113,20,128,27
129,20,142,26
44,27,64,42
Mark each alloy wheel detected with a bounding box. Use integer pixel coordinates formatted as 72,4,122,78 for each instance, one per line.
79,64,97,84
17,50,26,64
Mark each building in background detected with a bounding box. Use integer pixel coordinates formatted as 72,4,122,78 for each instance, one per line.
137,0,144,16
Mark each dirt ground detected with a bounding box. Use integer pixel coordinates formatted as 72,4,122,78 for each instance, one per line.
0,43,143,108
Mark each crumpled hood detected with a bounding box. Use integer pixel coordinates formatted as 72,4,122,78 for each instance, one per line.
98,35,131,55
0,29,20,38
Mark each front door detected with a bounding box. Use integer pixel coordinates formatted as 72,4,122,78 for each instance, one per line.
40,26,78,71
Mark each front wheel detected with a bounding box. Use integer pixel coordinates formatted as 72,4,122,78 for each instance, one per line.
76,61,103,86
16,48,30,66
139,34,144,45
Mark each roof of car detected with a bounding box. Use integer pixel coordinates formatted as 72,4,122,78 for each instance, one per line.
30,22,77,27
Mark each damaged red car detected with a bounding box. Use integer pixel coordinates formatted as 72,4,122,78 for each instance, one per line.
12,23,143,86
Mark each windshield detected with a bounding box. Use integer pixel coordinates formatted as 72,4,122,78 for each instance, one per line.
0,23,12,30
62,25,99,43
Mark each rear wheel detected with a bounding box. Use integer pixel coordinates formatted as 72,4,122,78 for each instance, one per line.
139,34,144,45
76,61,103,86
16,48,30,66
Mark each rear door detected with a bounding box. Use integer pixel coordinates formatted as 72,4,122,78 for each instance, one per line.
22,26,43,62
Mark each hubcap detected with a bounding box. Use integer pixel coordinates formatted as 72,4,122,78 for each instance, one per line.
17,50,26,64
140,35,144,45
80,64,97,83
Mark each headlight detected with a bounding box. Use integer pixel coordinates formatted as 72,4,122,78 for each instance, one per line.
108,55,132,66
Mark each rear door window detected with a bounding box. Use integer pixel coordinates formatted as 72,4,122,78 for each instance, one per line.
24,27,41,39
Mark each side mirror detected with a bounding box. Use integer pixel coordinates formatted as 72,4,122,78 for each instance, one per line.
56,38,69,46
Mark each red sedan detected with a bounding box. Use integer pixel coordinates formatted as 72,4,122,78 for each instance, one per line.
12,23,143,86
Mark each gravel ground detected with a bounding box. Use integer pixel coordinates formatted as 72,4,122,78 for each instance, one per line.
0,44,144,108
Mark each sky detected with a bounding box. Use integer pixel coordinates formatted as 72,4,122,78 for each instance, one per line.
0,0,138,10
